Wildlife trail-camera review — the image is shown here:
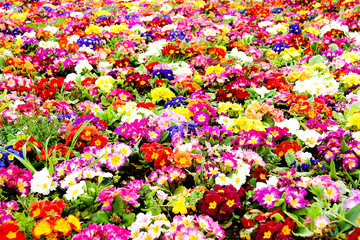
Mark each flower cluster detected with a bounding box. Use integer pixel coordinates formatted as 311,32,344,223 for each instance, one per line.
199,184,246,221
30,199,81,239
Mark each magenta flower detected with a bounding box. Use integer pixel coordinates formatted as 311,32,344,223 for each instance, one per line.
193,110,210,125
253,185,282,209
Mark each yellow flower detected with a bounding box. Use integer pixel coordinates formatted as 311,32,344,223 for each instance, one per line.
205,65,225,75
54,217,72,236
288,69,310,82
304,27,319,36
282,47,303,61
10,12,27,22
94,10,111,17
172,197,187,215
346,113,360,130
218,102,243,116
32,219,53,239
67,215,81,232
95,76,115,92
150,87,175,103
339,51,360,63
173,107,193,120
85,24,101,34
233,117,265,132
109,24,129,34
341,72,360,88
266,50,279,60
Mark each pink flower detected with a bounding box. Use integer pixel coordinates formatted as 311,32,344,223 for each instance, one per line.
314,216,330,229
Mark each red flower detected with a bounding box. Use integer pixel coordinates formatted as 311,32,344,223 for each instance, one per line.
0,221,25,240
347,228,360,240
90,134,108,148
140,143,172,169
242,217,254,228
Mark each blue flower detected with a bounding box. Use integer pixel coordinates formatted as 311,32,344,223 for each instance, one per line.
161,69,174,80
272,8,284,13
141,32,153,42
272,42,290,53
289,24,301,34
167,125,184,140
164,96,188,108
152,70,162,78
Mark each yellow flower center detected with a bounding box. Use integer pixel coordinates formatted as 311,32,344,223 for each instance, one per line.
209,201,217,209
264,231,272,239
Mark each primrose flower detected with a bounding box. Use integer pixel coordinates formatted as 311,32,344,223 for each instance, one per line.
151,87,175,102
253,185,282,209
95,76,115,92
30,168,57,195
314,216,330,229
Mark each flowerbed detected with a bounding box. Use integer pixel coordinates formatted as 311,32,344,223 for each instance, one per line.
1,0,360,239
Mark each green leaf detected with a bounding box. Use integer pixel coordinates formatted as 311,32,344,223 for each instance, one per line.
134,64,147,74
101,96,111,106
307,205,322,230
330,159,338,180
92,211,110,224
285,152,296,167
346,101,360,117
309,55,325,66
151,207,162,216
121,213,135,227
54,17,66,27
340,140,350,152
160,131,170,142
338,203,360,232
271,213,285,223
332,111,347,125
173,186,187,196
293,227,315,237
112,195,125,216
285,211,314,237
328,44,339,51
310,42,319,52
0,56,6,67
26,23,39,29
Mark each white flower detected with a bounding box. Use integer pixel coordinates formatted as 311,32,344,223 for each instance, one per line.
64,181,85,201
295,130,321,148
275,118,300,134
30,168,57,195
43,26,58,34
255,176,279,191
253,86,270,98
258,21,273,28
215,173,231,186
352,131,360,141
227,48,253,65
70,12,84,18
64,73,81,83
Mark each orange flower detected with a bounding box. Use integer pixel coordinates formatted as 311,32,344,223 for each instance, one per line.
245,102,268,120
80,125,98,141
173,149,192,168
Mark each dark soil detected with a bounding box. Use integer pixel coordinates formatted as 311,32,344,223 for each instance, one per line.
225,223,242,240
